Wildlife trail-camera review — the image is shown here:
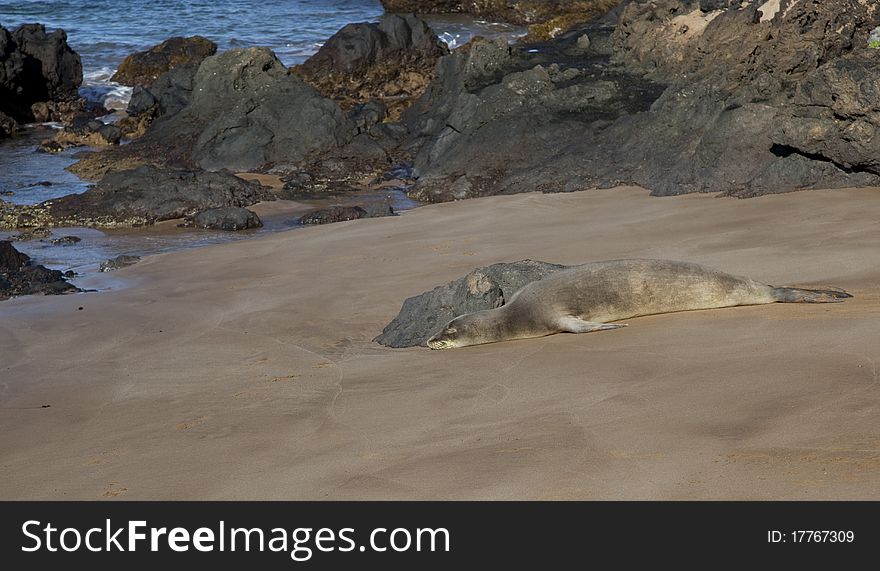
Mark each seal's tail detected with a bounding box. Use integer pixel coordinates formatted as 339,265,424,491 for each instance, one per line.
771,286,853,303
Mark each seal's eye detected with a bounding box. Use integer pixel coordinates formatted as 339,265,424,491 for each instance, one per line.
446,327,457,334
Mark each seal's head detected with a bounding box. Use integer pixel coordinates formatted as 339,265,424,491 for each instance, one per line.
427,311,495,349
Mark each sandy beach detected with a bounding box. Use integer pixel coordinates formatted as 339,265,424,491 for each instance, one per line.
1,186,879,500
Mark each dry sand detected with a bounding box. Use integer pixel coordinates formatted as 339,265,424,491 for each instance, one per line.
1,186,879,500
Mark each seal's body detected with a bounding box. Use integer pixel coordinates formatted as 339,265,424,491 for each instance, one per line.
426,259,851,349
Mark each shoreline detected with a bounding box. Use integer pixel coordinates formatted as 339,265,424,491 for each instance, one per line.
1,171,418,285
2,186,879,500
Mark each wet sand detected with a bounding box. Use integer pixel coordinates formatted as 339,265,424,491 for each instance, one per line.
1,186,879,499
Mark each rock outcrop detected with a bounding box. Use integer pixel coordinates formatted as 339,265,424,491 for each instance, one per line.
186,207,263,230
401,0,880,201
117,62,201,139
71,47,357,178
298,202,395,225
111,36,217,87
38,116,122,152
0,23,83,123
113,37,217,139
0,166,272,229
606,0,880,196
0,240,77,300
375,259,567,348
68,1,880,208
294,14,448,117
403,27,664,201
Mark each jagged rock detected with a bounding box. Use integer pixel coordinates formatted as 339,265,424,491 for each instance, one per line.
604,0,880,196
117,63,201,139
400,1,880,201
0,23,83,122
0,166,273,229
74,48,356,176
0,240,77,300
294,14,448,116
374,260,568,348
111,36,217,87
100,254,140,272
404,31,658,202
771,52,880,176
187,48,354,171
186,207,262,231
126,63,199,120
0,240,27,270
126,86,157,116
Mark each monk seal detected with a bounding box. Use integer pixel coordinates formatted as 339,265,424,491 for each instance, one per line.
426,259,851,349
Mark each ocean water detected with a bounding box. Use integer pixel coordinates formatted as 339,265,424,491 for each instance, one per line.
1,0,389,110
0,0,522,110
0,0,522,286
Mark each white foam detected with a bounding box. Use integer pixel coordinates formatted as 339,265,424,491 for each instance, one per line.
439,31,465,49
103,84,133,111
80,65,133,111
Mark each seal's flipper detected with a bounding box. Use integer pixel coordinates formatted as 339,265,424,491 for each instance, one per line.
771,287,853,303
557,317,627,334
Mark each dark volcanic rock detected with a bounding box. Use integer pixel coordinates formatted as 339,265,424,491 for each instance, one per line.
299,202,395,225
300,205,369,224
294,14,448,116
127,63,199,119
604,0,880,196
0,240,26,270
0,240,77,300
100,254,140,272
50,235,81,245
401,1,880,201
74,48,356,177
111,36,217,87
0,111,16,138
771,52,880,178
0,23,83,122
374,259,567,348
189,48,353,172
404,31,661,201
187,207,262,231
126,86,158,116
0,166,273,229
40,118,123,152
119,63,201,139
